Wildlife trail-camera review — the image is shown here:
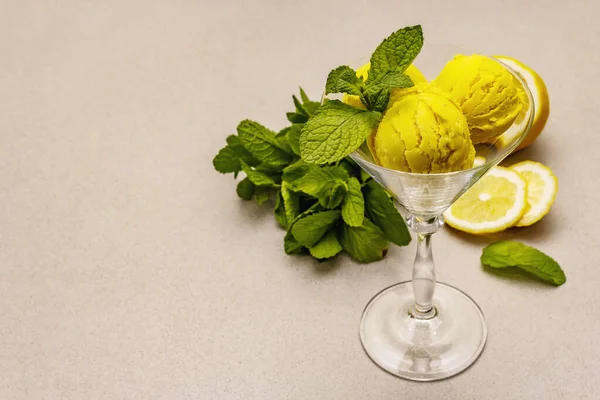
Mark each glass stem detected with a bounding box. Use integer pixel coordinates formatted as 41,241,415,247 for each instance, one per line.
412,233,436,319
407,215,443,320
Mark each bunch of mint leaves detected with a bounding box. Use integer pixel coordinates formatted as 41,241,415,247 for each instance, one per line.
213,89,411,262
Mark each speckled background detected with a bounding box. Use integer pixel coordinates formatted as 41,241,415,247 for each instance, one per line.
1,1,598,399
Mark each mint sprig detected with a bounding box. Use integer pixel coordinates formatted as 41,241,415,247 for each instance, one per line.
300,25,424,165
368,25,424,82
299,100,381,165
481,241,566,286
325,65,364,97
213,89,412,263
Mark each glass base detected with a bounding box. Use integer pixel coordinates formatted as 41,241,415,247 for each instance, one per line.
359,281,487,381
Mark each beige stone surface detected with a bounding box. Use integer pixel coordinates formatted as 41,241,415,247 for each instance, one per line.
1,1,599,399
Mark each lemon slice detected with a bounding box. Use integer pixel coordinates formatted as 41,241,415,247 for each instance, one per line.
444,167,527,234
510,161,558,227
495,56,550,152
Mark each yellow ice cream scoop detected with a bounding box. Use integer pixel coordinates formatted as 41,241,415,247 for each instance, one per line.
343,62,427,110
371,90,475,173
433,54,522,144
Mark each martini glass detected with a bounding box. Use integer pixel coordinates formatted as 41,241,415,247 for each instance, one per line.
343,46,535,381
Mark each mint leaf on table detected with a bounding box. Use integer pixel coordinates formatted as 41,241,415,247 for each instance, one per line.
481,241,566,286
341,177,364,227
368,25,424,82
339,218,388,263
237,120,293,167
362,180,411,246
325,66,363,96
300,100,381,165
291,210,341,247
240,161,279,188
309,230,343,260
236,178,255,200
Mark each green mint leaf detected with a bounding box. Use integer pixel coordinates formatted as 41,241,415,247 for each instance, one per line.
237,120,293,167
291,210,341,247
341,177,365,227
365,71,414,95
226,135,260,165
363,180,411,246
303,101,321,116
236,178,255,200
368,25,424,82
359,168,372,183
339,218,388,263
274,190,288,229
283,164,349,208
281,160,311,183
290,201,323,225
240,161,279,188
287,124,302,156
364,72,414,112
481,241,566,286
293,95,309,117
339,158,358,177
284,231,306,255
300,87,310,103
287,112,308,124
276,126,290,138
275,133,294,155
371,90,391,113
213,135,260,174
254,162,285,174
254,187,272,205
213,146,241,174
309,230,343,260
300,100,381,165
281,182,301,223
324,181,347,209
325,66,363,96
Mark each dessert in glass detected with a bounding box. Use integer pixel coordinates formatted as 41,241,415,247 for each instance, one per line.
332,45,534,381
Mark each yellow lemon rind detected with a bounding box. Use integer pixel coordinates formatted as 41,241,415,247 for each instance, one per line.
495,56,550,152
510,161,558,227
